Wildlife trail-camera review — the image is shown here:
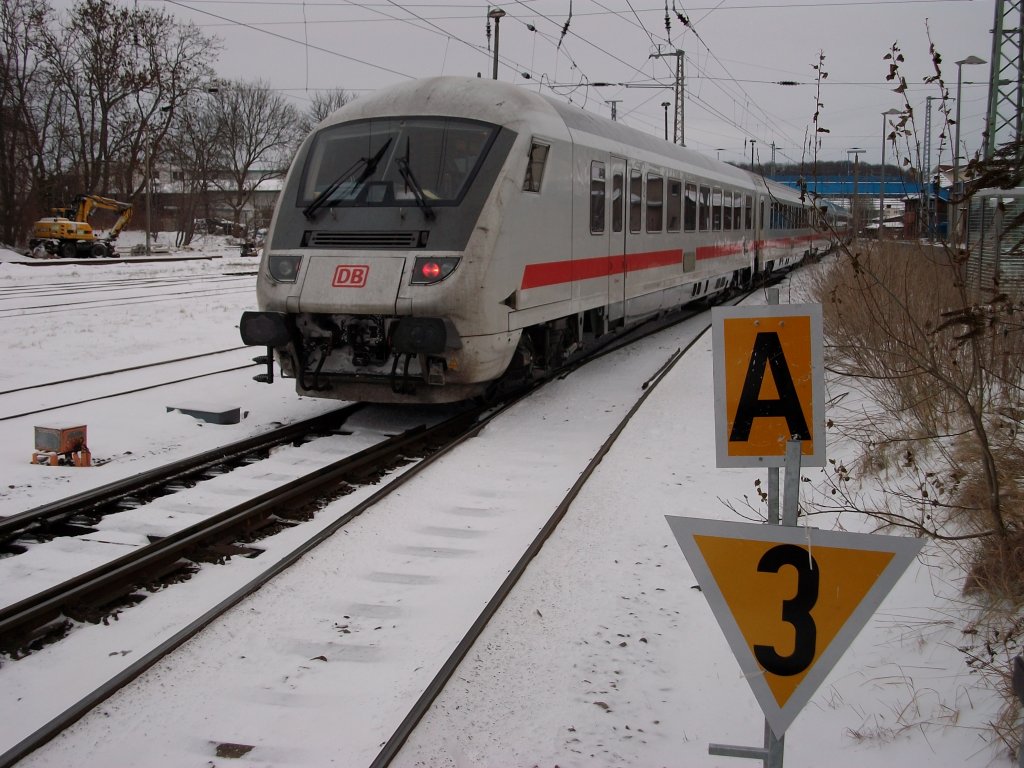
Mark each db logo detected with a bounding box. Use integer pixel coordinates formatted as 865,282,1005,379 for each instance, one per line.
332,265,369,288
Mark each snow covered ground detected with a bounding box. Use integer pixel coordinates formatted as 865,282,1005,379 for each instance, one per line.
0,238,1014,766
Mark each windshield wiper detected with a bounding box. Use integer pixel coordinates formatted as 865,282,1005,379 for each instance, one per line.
397,139,436,221
303,137,393,220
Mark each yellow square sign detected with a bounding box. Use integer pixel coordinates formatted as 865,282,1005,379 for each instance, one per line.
712,304,825,467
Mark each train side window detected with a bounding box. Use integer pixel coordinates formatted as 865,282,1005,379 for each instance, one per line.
698,185,710,231
629,170,642,233
723,191,733,230
523,142,549,192
744,195,753,229
712,188,723,231
646,173,663,232
734,195,743,230
759,199,765,230
684,182,697,231
590,161,606,234
667,179,681,232
612,172,623,232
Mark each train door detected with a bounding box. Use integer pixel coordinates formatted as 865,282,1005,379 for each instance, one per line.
753,193,764,273
608,156,627,324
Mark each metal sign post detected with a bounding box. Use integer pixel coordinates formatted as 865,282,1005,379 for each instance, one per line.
675,287,923,763
712,290,790,768
709,438,802,768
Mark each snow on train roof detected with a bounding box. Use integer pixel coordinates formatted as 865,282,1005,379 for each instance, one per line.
319,77,569,138
319,77,805,205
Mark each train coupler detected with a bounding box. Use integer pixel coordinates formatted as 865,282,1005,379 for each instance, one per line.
252,347,274,383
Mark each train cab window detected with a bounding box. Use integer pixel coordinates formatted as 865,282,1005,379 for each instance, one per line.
300,117,497,207
612,172,624,232
698,185,710,231
646,173,663,232
684,182,697,231
723,192,733,230
667,180,681,232
744,195,753,229
590,161,606,234
523,141,549,192
712,188,723,231
629,170,642,233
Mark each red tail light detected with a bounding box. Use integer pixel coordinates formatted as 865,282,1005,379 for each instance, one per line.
411,256,459,285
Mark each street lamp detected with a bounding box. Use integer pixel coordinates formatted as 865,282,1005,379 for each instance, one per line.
661,102,670,141
952,55,986,245
847,147,865,235
878,108,902,239
488,7,505,80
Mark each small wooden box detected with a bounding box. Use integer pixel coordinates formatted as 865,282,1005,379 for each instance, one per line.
34,425,87,453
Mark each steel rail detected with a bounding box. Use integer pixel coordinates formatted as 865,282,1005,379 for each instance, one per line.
0,363,257,422
0,405,363,543
0,401,496,768
0,346,251,396
0,406,485,646
369,320,711,768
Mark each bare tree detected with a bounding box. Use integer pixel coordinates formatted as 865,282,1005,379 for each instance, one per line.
299,88,353,135
164,97,224,246
40,0,218,199
209,79,301,233
0,0,57,245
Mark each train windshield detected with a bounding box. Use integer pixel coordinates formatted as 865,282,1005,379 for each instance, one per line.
300,117,497,208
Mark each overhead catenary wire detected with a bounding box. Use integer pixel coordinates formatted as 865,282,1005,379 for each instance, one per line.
158,0,418,79
149,0,973,162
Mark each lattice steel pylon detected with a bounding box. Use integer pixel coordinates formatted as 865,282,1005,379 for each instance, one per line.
673,52,685,146
984,0,1024,159
649,49,686,146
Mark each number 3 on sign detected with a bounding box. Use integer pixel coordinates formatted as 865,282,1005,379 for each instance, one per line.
666,515,924,736
753,544,819,677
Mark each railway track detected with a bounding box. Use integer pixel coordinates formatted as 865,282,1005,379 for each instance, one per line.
0,271,256,300
0,284,256,319
0,397,494,767
0,405,365,549
0,285,765,767
0,347,261,422
0,402,484,657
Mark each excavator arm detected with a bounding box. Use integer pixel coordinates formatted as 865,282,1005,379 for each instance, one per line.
73,195,134,238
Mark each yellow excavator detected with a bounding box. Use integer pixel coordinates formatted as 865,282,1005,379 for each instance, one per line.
29,194,134,258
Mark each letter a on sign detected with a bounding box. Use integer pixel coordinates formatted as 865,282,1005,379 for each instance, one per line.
711,304,825,467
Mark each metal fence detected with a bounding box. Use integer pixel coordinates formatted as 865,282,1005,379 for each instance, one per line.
966,187,1024,294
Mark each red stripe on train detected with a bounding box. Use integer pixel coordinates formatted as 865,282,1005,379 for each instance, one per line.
520,249,683,290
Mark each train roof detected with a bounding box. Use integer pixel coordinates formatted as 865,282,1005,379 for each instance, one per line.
322,77,807,205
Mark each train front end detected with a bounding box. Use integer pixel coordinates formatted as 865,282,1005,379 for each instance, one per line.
240,79,528,404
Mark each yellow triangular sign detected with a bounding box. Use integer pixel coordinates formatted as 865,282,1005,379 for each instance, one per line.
667,517,923,736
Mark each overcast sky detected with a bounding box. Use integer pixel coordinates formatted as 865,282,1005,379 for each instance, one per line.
125,0,993,169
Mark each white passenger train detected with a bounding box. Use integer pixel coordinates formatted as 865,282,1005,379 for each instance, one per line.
240,77,833,403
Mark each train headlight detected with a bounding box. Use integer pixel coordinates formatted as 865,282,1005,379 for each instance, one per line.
411,256,460,285
268,253,303,283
